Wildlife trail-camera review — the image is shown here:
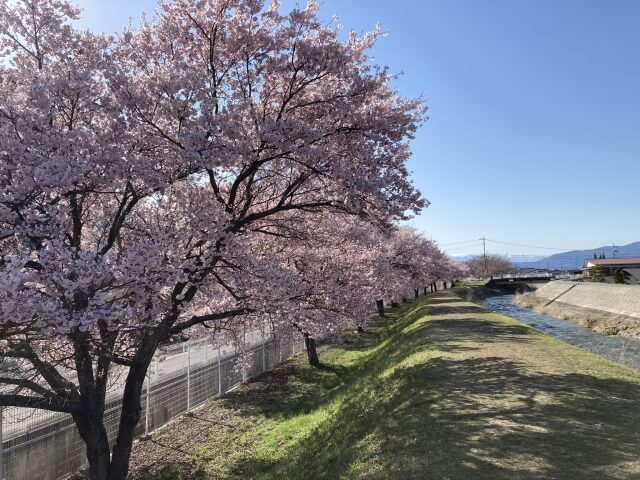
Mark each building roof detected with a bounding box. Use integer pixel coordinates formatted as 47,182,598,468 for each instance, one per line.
583,258,640,268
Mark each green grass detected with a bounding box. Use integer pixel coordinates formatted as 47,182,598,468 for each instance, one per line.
131,291,640,480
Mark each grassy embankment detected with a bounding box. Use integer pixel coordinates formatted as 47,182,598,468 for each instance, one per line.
131,287,640,480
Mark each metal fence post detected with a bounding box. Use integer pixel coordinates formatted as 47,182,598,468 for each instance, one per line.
242,328,247,382
217,344,222,396
145,370,151,436
186,343,191,412
0,407,4,480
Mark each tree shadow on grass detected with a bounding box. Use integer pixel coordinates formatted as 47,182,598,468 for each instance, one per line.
423,300,491,316
134,292,640,480
407,318,533,347
225,293,640,480
421,296,460,304
219,294,534,422
218,296,460,420
231,357,640,480
130,298,432,479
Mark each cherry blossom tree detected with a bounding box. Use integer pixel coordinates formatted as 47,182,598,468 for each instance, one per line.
373,227,468,302
260,213,393,365
379,227,437,302
193,212,393,367
466,254,512,278
0,1,427,479
245,219,465,366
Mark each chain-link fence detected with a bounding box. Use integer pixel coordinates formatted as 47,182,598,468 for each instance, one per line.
0,334,305,480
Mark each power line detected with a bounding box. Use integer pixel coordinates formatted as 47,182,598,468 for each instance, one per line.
484,238,576,251
438,239,482,247
439,238,575,251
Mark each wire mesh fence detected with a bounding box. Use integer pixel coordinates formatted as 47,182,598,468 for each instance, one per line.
0,334,305,480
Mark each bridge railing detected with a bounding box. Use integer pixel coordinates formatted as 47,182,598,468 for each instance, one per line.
490,272,582,281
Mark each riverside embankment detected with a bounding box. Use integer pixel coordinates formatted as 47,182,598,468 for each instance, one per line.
483,294,640,371
519,281,640,337
130,291,640,480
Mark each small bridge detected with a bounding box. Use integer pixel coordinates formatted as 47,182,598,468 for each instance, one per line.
486,274,554,292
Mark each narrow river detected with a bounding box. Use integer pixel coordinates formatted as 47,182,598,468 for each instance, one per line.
482,295,640,371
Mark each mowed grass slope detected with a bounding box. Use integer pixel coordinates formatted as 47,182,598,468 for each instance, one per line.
131,291,640,480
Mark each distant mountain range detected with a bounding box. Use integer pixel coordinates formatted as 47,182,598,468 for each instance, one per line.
513,241,640,270
450,241,640,271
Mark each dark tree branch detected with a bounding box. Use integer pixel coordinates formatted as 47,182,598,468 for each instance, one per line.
0,394,76,413
170,307,253,334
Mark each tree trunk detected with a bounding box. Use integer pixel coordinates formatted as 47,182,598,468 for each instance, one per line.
443,281,447,290
106,361,149,480
305,336,320,367
430,284,433,293
74,404,111,480
424,286,427,296
433,282,438,292
83,436,111,480
414,288,419,298
391,301,399,308
376,299,385,318
71,332,112,480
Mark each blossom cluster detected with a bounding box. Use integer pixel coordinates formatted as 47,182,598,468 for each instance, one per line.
0,0,463,408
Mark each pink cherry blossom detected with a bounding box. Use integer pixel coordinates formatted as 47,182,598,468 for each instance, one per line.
0,2,458,479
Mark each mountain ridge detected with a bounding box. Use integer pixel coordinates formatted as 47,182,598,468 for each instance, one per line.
513,241,640,270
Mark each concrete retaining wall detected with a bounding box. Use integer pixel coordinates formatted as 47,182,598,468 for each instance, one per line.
533,281,640,319
1,338,304,480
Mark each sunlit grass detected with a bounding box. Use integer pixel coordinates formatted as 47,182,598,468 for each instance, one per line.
134,291,640,480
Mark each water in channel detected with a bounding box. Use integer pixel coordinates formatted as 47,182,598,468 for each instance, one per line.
482,294,640,371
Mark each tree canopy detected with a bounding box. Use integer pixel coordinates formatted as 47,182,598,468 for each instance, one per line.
0,1,462,479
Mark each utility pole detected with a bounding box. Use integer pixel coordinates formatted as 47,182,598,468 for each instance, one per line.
480,237,488,277
613,243,618,259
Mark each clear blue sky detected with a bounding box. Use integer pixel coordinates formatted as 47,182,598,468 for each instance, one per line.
75,0,640,258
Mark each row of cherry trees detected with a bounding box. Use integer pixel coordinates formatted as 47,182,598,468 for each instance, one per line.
0,1,464,479
241,217,467,366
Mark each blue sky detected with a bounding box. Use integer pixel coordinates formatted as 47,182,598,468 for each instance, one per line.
75,0,640,258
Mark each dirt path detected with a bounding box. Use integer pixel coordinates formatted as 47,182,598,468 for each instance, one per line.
129,291,640,480
399,292,640,479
